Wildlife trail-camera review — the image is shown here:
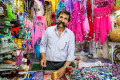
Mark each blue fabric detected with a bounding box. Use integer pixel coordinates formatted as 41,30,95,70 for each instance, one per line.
24,72,35,80
56,0,65,19
34,40,41,58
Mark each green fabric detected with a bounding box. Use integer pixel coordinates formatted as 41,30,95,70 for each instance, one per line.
7,7,15,19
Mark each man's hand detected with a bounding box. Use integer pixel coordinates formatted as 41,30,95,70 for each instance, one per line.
40,58,46,67
57,67,66,78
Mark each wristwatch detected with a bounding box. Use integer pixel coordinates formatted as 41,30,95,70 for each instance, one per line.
63,66,67,69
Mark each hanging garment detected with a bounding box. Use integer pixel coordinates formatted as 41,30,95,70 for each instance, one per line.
24,20,33,40
94,0,115,13
48,0,58,13
24,20,33,29
93,6,112,44
80,0,89,35
64,0,73,14
56,0,65,17
34,40,41,58
34,0,44,16
39,0,44,5
44,1,52,27
32,15,48,47
67,1,83,42
86,0,94,41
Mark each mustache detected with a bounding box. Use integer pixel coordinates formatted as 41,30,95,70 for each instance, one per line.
56,21,67,27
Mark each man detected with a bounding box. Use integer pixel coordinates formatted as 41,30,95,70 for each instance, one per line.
40,10,75,78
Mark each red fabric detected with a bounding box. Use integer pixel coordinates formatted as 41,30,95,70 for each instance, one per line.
11,27,20,36
51,13,56,26
86,2,94,41
61,0,64,2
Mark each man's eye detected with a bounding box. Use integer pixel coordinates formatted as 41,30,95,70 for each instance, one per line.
60,16,63,18
65,18,67,20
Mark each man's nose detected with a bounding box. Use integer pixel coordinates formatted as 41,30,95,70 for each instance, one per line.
61,19,65,23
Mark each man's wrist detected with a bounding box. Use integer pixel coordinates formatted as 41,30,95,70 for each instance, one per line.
63,66,67,69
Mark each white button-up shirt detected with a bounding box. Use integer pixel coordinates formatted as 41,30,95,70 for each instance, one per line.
40,25,75,62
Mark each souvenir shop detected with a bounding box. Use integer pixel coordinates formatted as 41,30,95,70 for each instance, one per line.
0,0,120,80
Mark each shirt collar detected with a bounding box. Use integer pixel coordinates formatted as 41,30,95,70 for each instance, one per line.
54,25,67,32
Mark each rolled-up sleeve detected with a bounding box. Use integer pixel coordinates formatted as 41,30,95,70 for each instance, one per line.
40,29,48,53
66,33,75,61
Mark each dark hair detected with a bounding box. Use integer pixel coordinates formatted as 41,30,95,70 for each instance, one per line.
57,10,71,22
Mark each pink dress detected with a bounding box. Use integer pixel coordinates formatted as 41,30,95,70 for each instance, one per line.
32,16,48,47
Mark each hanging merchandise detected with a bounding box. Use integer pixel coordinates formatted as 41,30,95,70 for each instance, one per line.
115,0,120,11
80,0,89,35
48,0,58,13
0,1,7,17
24,0,34,19
25,39,34,54
24,20,34,54
3,18,11,26
32,15,47,58
56,0,65,17
67,0,89,42
16,50,23,65
39,0,44,5
7,7,15,20
44,1,52,27
64,0,73,14
93,1,112,45
17,28,26,39
34,0,44,16
67,1,83,42
110,0,115,13
94,0,115,13
86,0,93,41
24,20,33,39
19,13,24,26
11,27,20,36
18,0,24,13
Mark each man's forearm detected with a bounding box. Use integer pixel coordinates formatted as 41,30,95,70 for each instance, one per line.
41,53,46,59
64,61,71,67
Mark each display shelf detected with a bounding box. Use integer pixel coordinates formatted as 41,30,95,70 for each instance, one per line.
108,41,120,64
0,48,18,54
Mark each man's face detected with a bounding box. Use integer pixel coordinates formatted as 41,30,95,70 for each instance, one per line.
57,13,69,28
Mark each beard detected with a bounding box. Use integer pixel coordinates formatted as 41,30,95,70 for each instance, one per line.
56,21,67,27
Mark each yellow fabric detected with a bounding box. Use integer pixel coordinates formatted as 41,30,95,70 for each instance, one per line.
48,0,58,12
18,0,24,12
